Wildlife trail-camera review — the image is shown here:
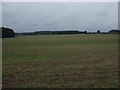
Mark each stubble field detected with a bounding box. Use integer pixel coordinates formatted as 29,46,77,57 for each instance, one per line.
2,34,118,88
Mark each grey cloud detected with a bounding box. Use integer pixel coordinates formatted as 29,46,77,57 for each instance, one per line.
97,11,109,17
2,2,118,32
118,1,120,29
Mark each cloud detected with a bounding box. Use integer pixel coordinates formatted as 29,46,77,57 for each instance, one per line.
118,1,120,29
2,2,118,32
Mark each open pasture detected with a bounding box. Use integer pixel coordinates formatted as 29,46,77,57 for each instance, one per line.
2,34,118,88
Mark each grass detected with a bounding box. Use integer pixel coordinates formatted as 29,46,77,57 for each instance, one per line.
2,34,118,88
106,81,118,88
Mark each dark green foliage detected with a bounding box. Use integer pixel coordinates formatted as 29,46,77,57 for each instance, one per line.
34,31,52,35
84,31,87,34
0,28,2,38
51,31,81,34
14,29,120,37
97,30,101,33
19,30,87,36
0,27,15,38
108,30,120,34
34,31,81,35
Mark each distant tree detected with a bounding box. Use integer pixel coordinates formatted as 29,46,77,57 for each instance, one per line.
108,30,120,34
84,31,87,34
0,28,2,38
0,27,15,38
97,30,100,33
34,30,81,35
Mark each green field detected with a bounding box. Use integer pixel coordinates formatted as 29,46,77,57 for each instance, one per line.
2,34,118,88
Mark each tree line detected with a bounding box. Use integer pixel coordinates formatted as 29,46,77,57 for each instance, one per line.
0,27,15,38
0,27,120,38
15,30,120,36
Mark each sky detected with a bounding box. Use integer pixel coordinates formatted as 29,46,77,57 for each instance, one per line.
2,2,118,32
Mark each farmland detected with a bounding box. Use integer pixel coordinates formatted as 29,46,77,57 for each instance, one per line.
2,34,118,88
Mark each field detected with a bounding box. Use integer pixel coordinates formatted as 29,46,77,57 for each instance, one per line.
2,34,118,88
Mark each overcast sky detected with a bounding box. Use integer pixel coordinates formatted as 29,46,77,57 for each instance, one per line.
2,2,118,32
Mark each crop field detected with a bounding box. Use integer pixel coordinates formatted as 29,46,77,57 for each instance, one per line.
2,34,118,88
